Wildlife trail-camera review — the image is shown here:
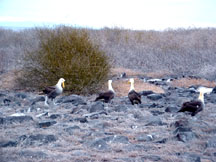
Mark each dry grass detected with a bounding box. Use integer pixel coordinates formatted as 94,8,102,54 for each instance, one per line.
145,70,172,78
171,78,216,88
0,70,20,90
110,67,144,77
112,78,165,97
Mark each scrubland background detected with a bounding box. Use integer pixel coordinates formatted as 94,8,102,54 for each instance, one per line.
1,27,216,79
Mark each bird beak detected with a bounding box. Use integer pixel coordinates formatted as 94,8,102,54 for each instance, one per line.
62,82,65,88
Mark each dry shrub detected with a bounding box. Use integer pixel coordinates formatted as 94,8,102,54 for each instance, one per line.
18,26,110,94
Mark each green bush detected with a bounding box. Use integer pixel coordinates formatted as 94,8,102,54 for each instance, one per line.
19,26,110,94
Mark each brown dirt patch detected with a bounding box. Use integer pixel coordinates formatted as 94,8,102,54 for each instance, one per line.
171,78,216,88
110,67,170,78
112,78,165,97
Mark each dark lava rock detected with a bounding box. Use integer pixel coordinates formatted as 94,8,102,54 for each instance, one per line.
150,110,164,116
136,134,153,142
3,98,11,106
37,121,57,128
89,102,104,113
0,140,18,147
49,114,61,119
126,144,153,151
181,153,201,162
174,127,192,134
206,136,216,148
141,155,161,161
64,125,80,135
74,117,88,123
19,134,57,146
165,106,179,113
175,132,197,142
15,92,28,99
58,95,86,106
205,93,216,104
147,94,163,100
173,119,190,128
103,135,129,144
18,150,47,159
31,96,45,105
89,138,110,151
212,86,216,93
155,138,168,144
113,105,128,112
173,119,196,142
0,115,33,124
148,103,164,108
140,90,154,96
145,116,165,126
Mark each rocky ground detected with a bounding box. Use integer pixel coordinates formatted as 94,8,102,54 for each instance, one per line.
1,75,216,162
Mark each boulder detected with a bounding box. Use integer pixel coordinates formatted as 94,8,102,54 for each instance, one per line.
18,134,57,146
58,95,86,106
0,115,33,125
37,121,57,128
147,94,163,100
89,102,104,113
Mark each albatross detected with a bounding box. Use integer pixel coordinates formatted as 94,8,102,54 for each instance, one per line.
95,80,115,103
42,78,65,106
178,87,207,116
128,78,142,105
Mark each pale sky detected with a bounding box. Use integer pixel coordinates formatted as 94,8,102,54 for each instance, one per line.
0,0,216,30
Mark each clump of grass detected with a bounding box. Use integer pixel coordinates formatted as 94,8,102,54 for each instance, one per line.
19,26,110,94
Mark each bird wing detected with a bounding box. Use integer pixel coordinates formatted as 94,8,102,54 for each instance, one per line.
43,86,56,95
179,100,202,112
128,90,141,99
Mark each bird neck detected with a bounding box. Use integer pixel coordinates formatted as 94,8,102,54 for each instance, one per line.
198,92,204,103
56,82,63,90
129,82,135,92
108,82,114,92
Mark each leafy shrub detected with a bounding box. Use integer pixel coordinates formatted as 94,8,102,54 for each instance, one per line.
19,26,110,94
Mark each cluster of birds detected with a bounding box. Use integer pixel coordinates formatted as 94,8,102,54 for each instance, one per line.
42,77,209,116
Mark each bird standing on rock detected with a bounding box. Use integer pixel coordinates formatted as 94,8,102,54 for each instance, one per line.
95,80,115,103
128,78,142,105
42,78,65,106
178,87,207,116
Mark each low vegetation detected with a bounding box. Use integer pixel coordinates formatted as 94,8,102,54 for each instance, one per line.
18,26,110,94
1,26,216,92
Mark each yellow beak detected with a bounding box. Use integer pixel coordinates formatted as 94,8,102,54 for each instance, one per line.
62,82,65,88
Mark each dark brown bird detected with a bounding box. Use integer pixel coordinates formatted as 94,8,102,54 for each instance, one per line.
95,80,115,103
128,78,141,105
178,90,204,116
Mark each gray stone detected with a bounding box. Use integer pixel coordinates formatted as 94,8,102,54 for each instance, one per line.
145,117,165,126
206,136,216,148
64,126,80,135
89,139,110,151
165,106,179,113
0,116,33,124
89,102,104,113
0,140,17,147
37,121,57,128
58,95,86,106
147,94,163,100
19,134,57,146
